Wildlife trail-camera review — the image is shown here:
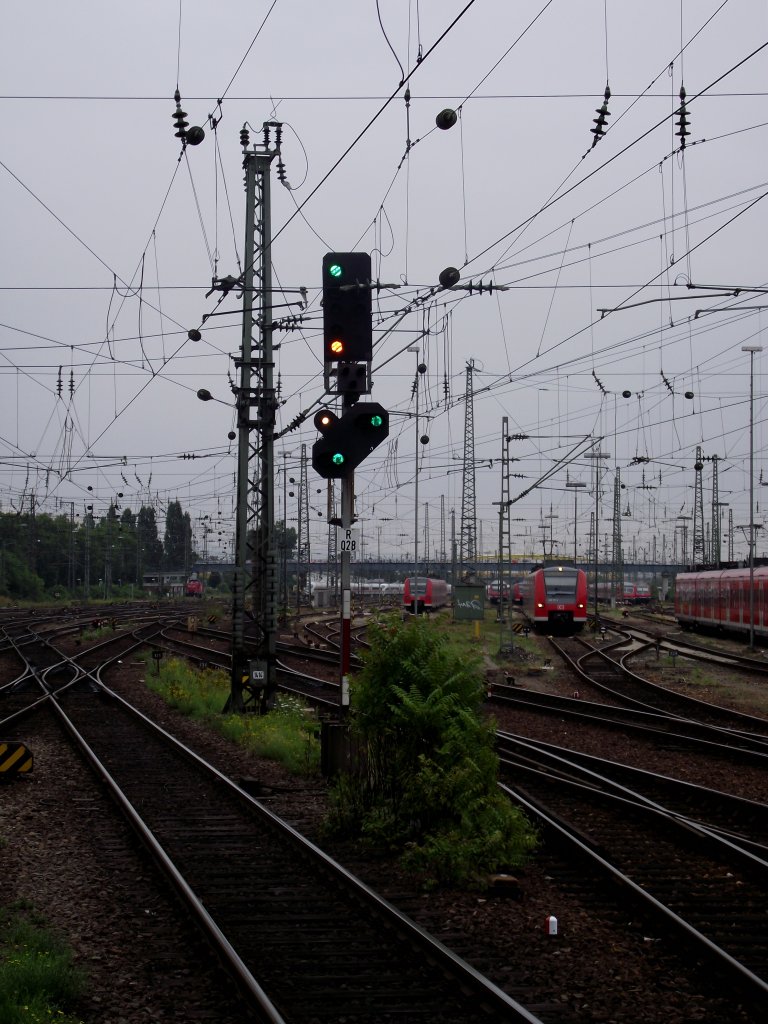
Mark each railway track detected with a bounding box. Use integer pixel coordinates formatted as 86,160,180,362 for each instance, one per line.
623,621,768,675
549,633,768,738
4,642,541,1024
495,734,768,1002
496,729,768,859
498,760,768,1012
6,610,768,1019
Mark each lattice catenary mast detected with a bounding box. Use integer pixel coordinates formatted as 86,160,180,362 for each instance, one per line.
459,360,477,575
692,446,705,567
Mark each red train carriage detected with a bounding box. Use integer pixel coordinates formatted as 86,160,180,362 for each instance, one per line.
486,579,523,605
185,578,204,597
403,577,449,613
622,582,652,605
519,566,588,633
675,567,768,638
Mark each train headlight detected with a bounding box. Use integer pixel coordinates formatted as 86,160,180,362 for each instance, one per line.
537,602,544,609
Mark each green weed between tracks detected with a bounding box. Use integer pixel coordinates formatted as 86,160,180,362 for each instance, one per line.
143,655,320,775
0,904,85,1024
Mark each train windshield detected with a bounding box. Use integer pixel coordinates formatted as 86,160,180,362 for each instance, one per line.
542,569,578,599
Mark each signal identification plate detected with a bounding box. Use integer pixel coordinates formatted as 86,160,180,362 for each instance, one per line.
337,527,360,559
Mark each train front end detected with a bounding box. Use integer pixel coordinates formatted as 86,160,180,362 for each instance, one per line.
538,566,587,632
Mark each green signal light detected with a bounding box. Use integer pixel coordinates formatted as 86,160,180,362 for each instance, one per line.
370,414,384,427
331,452,345,466
329,263,343,279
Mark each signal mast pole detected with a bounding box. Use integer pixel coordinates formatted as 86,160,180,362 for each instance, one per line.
229,122,281,712
339,465,354,708
314,253,387,712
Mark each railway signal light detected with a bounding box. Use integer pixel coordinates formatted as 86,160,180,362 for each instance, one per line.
322,252,372,363
312,402,389,479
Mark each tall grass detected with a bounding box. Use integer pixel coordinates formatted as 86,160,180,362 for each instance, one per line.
144,655,320,775
0,906,85,1024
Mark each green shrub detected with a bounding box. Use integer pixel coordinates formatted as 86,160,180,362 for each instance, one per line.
325,615,538,888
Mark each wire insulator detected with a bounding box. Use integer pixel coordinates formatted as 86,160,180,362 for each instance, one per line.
172,88,189,142
240,125,250,150
676,84,690,149
589,84,611,148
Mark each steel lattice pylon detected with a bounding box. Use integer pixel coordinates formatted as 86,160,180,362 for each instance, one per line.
440,493,447,577
728,507,734,562
459,360,477,575
692,446,705,567
710,454,720,567
610,469,624,604
497,417,512,638
230,125,280,713
296,443,310,608
325,480,337,589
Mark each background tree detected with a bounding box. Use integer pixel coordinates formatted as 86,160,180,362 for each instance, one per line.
273,520,297,558
137,506,163,571
163,500,189,569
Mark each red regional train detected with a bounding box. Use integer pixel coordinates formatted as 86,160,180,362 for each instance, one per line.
403,577,450,613
519,565,588,633
675,567,768,638
590,580,652,605
486,579,523,605
622,582,652,605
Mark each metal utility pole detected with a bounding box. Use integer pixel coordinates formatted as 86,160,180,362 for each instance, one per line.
459,360,477,576
297,443,310,613
610,469,623,606
692,446,705,567
229,122,281,713
495,417,513,651
743,343,762,649
728,507,734,563
325,479,337,591
566,477,586,564
280,451,290,617
84,507,91,599
450,508,457,585
585,446,609,625
409,348,421,602
440,494,446,578
68,501,76,593
707,454,720,567
423,501,430,577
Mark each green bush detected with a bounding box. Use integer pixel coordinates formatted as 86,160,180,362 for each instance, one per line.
325,616,538,888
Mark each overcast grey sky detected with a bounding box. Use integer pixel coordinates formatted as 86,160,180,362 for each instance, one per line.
2,0,767,564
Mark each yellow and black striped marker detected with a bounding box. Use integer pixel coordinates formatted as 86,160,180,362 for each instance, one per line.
0,741,33,776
